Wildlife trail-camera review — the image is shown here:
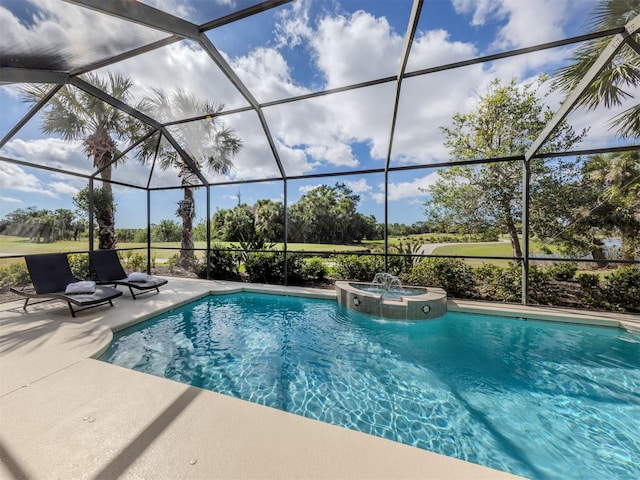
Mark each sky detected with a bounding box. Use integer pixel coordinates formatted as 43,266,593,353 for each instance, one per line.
0,0,636,229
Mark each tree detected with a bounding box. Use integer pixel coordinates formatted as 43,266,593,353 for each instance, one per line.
533,151,640,264
135,89,242,268
73,186,116,244
253,199,284,242
288,183,367,244
584,151,640,261
1,206,84,242
423,77,587,258
21,72,138,249
553,0,640,138
212,204,254,242
153,219,182,242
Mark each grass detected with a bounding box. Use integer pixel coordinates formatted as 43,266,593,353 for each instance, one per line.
0,236,372,266
0,235,619,281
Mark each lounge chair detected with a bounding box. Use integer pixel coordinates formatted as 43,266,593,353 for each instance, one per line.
89,249,168,299
10,253,122,317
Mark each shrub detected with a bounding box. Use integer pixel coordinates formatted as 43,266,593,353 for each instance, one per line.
603,266,640,312
528,265,557,305
68,253,93,280
473,262,520,302
195,245,241,281
244,252,304,285
0,262,31,289
333,255,384,281
167,253,180,273
301,257,328,281
547,261,578,281
403,257,476,298
576,273,603,307
121,252,146,271
389,241,422,275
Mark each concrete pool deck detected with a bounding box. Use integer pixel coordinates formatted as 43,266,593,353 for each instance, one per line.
1,278,638,480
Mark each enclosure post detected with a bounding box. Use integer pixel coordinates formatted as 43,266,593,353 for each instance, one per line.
206,185,211,280
147,189,151,274
283,179,288,285
384,170,389,272
521,159,530,306
88,178,94,251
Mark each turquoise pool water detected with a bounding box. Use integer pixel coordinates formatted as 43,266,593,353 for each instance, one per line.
100,292,640,480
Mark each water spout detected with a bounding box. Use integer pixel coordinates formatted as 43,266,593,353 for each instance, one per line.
371,272,402,291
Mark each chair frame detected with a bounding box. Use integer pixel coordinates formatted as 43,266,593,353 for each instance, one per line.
10,253,122,317
89,250,168,299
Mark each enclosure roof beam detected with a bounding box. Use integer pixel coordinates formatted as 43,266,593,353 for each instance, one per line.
66,0,286,181
65,0,201,41
197,34,287,180
0,68,69,85
384,0,423,173
67,1,292,77
200,1,293,31
525,13,640,161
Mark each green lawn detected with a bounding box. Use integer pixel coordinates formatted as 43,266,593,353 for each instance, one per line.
0,235,617,279
0,236,371,266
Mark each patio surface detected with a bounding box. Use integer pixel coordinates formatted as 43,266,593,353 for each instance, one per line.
1,277,637,479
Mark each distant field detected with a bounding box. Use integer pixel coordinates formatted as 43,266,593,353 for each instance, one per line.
0,235,618,279
0,236,370,266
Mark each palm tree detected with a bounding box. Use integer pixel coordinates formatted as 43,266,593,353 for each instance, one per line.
22,72,138,249
553,0,640,137
136,89,242,268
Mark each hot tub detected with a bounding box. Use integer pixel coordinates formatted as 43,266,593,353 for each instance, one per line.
335,280,447,320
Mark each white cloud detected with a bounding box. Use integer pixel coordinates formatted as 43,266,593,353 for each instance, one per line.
1,138,92,174
0,161,57,197
0,195,22,203
451,0,592,50
344,178,372,194
49,181,80,197
275,0,313,49
450,0,500,26
310,11,403,88
298,183,318,194
371,173,440,203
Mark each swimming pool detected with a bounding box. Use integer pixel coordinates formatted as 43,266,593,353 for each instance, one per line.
100,292,640,480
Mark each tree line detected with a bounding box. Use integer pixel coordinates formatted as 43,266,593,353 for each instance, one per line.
0,207,86,243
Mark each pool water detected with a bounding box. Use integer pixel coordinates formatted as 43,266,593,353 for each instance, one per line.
355,284,426,299
100,293,640,480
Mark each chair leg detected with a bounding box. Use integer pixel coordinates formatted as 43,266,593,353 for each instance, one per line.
22,298,29,311
67,303,77,317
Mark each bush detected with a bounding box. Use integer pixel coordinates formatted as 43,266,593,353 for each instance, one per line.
68,253,93,280
244,252,304,285
473,262,520,302
403,257,476,298
195,245,241,281
389,241,422,275
528,265,557,305
576,273,603,308
333,255,384,281
0,262,31,289
121,252,147,271
301,257,327,281
603,266,640,312
547,261,578,281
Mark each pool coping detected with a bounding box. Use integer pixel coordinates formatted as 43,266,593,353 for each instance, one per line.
1,277,638,479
